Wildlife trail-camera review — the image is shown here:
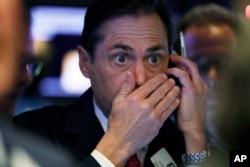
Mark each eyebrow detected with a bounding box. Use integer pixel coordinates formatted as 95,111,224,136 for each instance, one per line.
146,45,166,53
108,44,166,53
108,44,133,52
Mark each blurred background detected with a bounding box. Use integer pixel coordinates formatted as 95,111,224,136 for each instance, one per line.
16,0,250,115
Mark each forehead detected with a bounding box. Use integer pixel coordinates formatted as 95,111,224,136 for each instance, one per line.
0,0,28,56
184,23,237,58
99,13,168,49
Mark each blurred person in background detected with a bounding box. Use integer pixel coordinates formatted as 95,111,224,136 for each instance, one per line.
177,3,241,149
0,0,76,166
0,0,34,114
205,18,250,167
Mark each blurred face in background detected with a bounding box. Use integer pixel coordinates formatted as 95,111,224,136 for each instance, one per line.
184,23,237,89
0,0,33,113
183,23,237,117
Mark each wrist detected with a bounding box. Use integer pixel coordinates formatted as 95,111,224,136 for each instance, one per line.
96,133,132,166
182,143,211,166
184,131,207,153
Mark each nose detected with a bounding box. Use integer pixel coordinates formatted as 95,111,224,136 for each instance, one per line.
206,65,220,89
132,61,147,86
207,65,218,81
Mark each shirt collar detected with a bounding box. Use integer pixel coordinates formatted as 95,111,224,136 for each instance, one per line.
93,96,108,132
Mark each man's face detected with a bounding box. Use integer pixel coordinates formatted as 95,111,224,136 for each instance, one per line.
184,23,237,89
80,13,169,115
0,0,33,113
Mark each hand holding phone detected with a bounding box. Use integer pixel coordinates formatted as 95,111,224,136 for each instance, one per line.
167,31,187,87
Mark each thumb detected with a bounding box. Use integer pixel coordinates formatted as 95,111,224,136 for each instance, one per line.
116,71,135,101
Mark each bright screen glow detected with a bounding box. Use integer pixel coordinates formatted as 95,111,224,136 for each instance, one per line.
30,6,90,97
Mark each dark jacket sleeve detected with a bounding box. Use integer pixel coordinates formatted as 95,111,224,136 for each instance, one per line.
12,106,65,138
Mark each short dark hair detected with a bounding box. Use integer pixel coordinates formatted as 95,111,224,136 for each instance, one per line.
81,0,173,60
178,3,240,35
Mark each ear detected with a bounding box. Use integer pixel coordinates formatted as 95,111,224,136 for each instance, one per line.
78,45,91,78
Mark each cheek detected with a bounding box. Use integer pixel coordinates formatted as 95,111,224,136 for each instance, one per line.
152,58,168,75
0,63,17,95
90,66,125,93
91,70,126,111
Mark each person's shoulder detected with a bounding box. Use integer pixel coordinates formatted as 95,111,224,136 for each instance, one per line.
1,121,76,167
12,105,66,134
12,89,94,132
13,104,65,121
14,88,93,116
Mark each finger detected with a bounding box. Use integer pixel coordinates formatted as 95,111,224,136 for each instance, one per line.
168,53,186,71
171,50,178,55
160,98,180,121
145,78,176,107
167,68,193,89
169,55,203,84
114,71,135,103
153,86,180,118
133,73,168,98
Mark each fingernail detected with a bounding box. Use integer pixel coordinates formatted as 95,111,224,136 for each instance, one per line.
162,73,167,79
169,78,175,85
172,50,178,55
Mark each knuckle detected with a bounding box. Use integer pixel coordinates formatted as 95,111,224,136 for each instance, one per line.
141,102,151,111
158,87,167,98
128,95,140,105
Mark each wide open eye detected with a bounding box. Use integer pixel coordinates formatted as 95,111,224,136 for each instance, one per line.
114,54,128,65
148,55,160,65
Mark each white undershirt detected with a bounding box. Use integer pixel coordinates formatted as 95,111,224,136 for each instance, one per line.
91,97,147,166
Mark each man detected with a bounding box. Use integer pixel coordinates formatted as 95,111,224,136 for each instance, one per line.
204,19,250,167
0,0,33,114
0,0,75,166
178,3,239,89
13,0,209,166
177,4,240,148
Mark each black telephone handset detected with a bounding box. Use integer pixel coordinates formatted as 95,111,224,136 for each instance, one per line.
168,32,186,88
168,32,186,120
